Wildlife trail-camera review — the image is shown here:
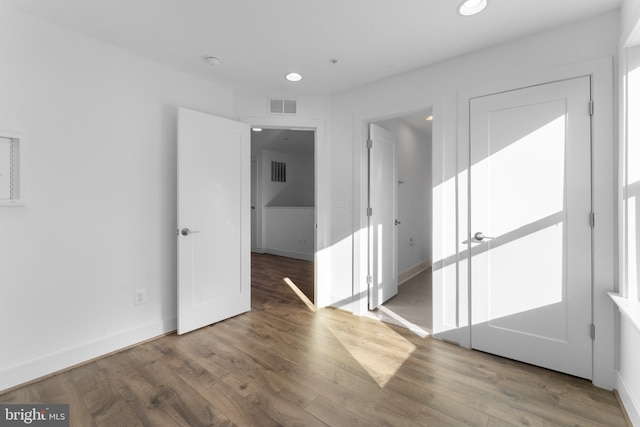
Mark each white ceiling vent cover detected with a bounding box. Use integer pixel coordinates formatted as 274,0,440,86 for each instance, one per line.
269,98,297,115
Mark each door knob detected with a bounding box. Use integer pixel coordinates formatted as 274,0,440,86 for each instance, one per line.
181,228,200,236
473,231,494,242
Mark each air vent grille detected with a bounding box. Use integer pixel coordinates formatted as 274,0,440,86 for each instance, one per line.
269,98,297,115
271,161,286,182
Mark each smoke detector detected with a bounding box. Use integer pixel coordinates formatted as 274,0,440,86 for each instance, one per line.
204,56,222,66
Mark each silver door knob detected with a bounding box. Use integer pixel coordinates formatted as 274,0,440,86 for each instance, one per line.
473,231,494,242
181,228,200,236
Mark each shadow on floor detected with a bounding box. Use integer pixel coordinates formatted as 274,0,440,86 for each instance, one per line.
369,268,432,336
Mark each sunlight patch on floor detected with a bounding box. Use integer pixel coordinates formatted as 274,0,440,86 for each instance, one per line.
327,320,416,388
283,277,316,312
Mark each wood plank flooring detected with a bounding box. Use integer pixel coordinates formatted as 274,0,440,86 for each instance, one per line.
0,254,629,426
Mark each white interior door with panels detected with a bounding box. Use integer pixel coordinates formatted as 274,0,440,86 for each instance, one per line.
177,107,251,335
469,77,593,379
368,123,398,310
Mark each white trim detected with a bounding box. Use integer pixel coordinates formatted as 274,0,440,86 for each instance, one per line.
617,370,640,427
0,318,176,392
611,292,640,334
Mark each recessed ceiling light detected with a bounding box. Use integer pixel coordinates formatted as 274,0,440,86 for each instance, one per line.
285,72,303,82
458,0,488,16
252,127,263,132
425,116,433,121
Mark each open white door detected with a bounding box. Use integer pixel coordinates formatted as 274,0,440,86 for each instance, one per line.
368,123,398,309
177,108,250,335
470,77,592,379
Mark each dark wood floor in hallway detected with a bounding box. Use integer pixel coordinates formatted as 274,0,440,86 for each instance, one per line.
0,254,630,426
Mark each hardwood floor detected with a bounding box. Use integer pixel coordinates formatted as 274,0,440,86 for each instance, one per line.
0,254,629,426
253,253,314,303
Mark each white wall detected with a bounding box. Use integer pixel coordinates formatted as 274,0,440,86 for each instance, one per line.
261,150,314,207
263,207,315,261
0,7,234,391
375,119,432,276
259,149,315,261
330,11,618,388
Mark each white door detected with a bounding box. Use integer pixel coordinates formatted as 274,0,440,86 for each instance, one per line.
368,123,398,309
470,77,592,379
177,107,251,335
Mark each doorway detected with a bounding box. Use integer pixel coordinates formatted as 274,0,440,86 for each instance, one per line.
367,109,433,335
250,127,316,304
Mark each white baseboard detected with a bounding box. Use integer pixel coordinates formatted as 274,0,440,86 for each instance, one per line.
617,370,640,427
399,260,431,285
0,317,176,392
264,248,313,262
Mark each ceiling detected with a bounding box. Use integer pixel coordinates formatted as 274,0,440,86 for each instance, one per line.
4,0,621,96
252,129,315,156
375,108,433,140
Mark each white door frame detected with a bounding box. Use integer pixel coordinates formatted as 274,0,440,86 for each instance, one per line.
468,76,593,379
240,116,327,308
367,123,399,309
250,155,261,253
456,57,614,388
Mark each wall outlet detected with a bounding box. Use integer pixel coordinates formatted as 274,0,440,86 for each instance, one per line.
134,288,147,305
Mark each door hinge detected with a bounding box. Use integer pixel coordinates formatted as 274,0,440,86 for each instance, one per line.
590,324,596,339
367,139,373,149
589,212,595,228
589,100,594,116
367,207,373,217
366,275,373,284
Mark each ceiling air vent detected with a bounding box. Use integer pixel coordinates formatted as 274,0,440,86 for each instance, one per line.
269,98,297,115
